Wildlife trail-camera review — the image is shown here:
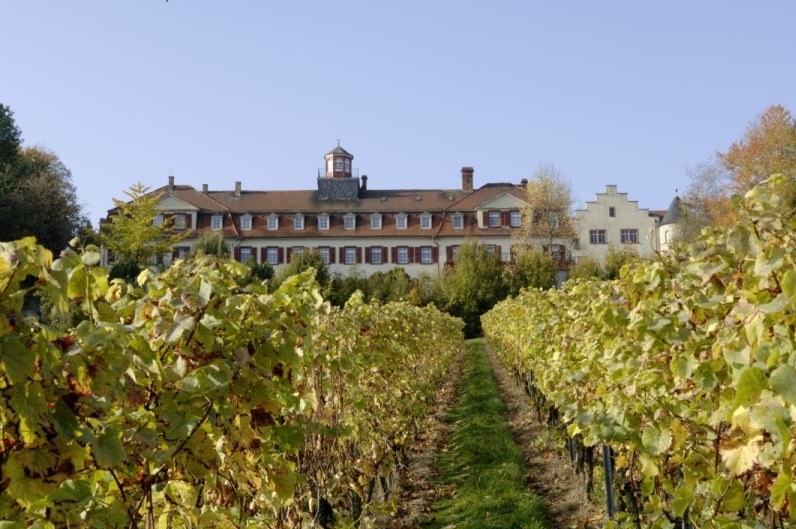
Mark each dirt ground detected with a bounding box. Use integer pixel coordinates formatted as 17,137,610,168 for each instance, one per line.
381,341,604,529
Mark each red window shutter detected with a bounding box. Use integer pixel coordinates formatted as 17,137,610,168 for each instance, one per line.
365,247,371,264
391,247,397,264
501,211,510,226
446,246,453,263
496,245,502,261
287,248,294,263
172,247,178,259
234,247,241,262
432,246,438,263
357,247,362,264
278,247,285,264
339,247,345,263
330,248,336,264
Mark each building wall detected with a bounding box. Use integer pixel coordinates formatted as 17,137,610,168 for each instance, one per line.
574,185,659,262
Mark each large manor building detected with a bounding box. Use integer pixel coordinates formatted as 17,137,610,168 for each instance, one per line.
103,145,674,276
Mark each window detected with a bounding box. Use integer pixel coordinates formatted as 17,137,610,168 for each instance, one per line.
397,246,409,264
267,214,278,230
176,247,190,259
371,247,382,264
345,246,357,264
589,229,607,244
239,247,252,263
293,214,304,230
318,214,329,230
319,247,330,264
370,214,382,229
211,215,223,230
510,210,522,228
344,159,351,172
153,214,164,227
240,215,252,231
621,229,639,244
326,159,332,173
334,159,343,171
420,214,432,229
292,246,304,257
452,213,463,229
609,207,616,217
343,214,356,230
451,245,460,259
420,246,433,264
396,214,407,229
488,211,501,227
485,245,496,255
173,214,186,230
266,247,279,265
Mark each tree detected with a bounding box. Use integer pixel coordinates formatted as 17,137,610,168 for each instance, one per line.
513,164,577,256
718,105,796,194
191,232,231,258
682,105,796,232
507,246,556,295
2,146,87,252
566,256,603,282
0,103,22,172
274,250,330,291
365,268,413,303
442,240,507,337
602,244,639,280
100,182,188,267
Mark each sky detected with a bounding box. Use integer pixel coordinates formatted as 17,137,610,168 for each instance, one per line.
4,1,796,226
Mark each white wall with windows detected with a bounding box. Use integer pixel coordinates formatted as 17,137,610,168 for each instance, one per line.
573,184,658,262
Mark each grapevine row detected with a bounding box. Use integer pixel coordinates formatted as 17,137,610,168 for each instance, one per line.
483,175,796,529
0,239,464,527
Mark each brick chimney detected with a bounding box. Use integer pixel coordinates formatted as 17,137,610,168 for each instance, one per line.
520,178,528,190
168,175,174,192
461,167,474,193
360,174,368,191
235,181,241,197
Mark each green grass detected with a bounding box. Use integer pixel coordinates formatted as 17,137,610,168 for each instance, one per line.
423,339,548,529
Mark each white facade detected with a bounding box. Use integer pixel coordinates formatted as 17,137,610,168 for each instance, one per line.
574,185,659,262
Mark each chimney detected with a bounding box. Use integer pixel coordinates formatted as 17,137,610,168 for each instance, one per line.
461,167,474,193
520,178,528,190
168,175,175,192
202,183,208,193
235,181,241,197
360,174,368,191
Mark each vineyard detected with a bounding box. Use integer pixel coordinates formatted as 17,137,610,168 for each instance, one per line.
0,239,464,527
483,175,796,528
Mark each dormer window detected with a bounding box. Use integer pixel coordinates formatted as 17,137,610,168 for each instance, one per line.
396,213,408,229
343,213,356,230
452,213,464,229
370,213,382,229
318,213,329,230
488,211,501,227
420,213,432,229
293,214,304,230
240,214,252,231
211,214,223,230
267,214,279,230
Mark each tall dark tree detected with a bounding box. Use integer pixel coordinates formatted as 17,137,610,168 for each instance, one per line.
0,103,22,172
3,146,87,252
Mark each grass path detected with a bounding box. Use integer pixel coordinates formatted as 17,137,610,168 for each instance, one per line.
422,339,549,529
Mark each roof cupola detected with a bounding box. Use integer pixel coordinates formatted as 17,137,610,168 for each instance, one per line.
324,142,354,178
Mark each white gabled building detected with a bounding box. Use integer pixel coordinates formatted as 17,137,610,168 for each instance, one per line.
573,184,661,262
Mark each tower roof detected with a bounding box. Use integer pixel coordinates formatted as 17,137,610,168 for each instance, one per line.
325,145,352,157
660,196,681,226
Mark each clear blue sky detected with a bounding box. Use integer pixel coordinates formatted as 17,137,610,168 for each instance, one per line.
5,1,795,226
